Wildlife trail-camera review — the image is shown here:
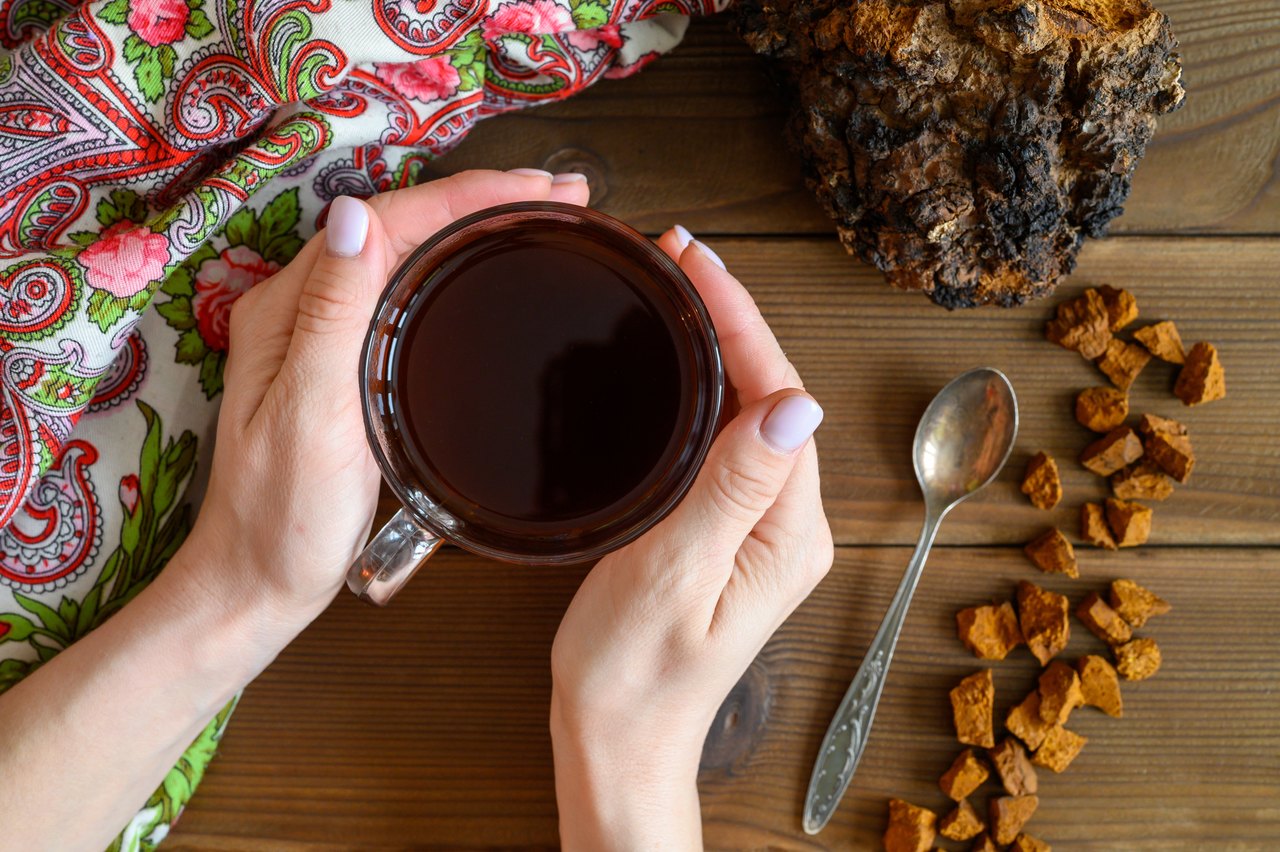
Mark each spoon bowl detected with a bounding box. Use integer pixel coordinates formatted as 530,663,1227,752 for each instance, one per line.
802,367,1018,835
914,368,1019,511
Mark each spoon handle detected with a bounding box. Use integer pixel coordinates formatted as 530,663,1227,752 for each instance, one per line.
802,508,944,835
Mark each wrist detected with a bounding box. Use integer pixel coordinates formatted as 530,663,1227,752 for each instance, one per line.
152,540,319,684
550,690,705,851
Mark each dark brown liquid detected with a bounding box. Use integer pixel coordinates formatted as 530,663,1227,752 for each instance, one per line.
390,223,693,539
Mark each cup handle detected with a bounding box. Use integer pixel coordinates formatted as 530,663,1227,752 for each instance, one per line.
346,508,443,606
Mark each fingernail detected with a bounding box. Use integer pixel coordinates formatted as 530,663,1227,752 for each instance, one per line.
551,172,588,185
690,239,727,271
508,168,553,179
673,224,693,250
326,196,368,258
760,395,823,453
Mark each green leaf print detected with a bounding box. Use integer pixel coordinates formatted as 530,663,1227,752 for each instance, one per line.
223,206,258,248
0,658,36,692
97,188,148,228
259,188,302,242
186,6,214,39
97,0,129,23
0,612,36,644
13,593,71,643
122,33,148,63
86,289,130,333
134,48,167,104
155,299,195,330
174,327,207,364
199,352,225,397
572,0,609,29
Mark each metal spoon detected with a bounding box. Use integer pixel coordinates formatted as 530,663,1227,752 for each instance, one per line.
802,367,1018,835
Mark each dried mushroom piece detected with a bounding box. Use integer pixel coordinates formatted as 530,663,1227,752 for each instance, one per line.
1105,497,1153,547
1096,285,1138,331
989,737,1038,796
971,834,1000,852
1031,724,1087,772
1077,654,1124,718
1076,386,1129,433
1137,413,1187,438
957,602,1025,660
1114,637,1163,680
1145,428,1195,483
951,669,996,748
1046,290,1113,358
1017,581,1071,665
1174,342,1226,406
1109,578,1171,628
1080,427,1143,476
1037,661,1085,726
1076,592,1133,646
1007,690,1053,751
1024,528,1078,578
1021,451,1063,509
940,748,991,801
1012,831,1053,852
884,798,937,852
1080,502,1118,550
733,0,1184,307
1095,338,1151,391
1134,320,1185,363
1111,462,1174,501
989,795,1039,846
940,800,987,842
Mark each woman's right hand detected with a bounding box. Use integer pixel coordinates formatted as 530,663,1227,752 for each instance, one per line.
550,230,834,850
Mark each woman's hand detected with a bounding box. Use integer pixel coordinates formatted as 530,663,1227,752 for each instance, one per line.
0,169,591,851
177,169,591,632
550,230,834,851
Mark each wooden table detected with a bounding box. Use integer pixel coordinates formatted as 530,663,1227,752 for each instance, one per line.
170,4,1280,849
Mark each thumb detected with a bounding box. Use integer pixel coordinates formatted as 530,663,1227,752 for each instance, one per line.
658,389,823,561
283,196,389,388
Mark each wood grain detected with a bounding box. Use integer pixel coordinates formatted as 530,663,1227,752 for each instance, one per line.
168,547,1280,849
431,5,1280,237
373,236,1280,549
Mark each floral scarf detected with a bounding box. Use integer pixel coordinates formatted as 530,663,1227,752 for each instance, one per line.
0,0,725,845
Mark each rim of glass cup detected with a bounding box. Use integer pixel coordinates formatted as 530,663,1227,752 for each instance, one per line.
359,200,725,565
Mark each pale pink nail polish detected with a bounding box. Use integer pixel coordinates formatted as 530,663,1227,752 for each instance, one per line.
673,224,694,250
691,239,727,271
326,196,368,258
551,172,588,185
508,168,553,179
761,396,823,453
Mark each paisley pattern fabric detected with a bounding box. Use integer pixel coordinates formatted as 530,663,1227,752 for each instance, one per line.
0,0,726,845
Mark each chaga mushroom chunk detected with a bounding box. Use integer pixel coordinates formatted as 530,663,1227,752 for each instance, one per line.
733,0,1185,307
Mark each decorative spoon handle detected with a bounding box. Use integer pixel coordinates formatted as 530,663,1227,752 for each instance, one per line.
802,508,944,835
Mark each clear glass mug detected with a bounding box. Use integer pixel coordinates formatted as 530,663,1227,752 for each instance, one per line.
346,202,725,605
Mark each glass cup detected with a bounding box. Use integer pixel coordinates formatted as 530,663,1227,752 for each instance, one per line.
346,202,724,605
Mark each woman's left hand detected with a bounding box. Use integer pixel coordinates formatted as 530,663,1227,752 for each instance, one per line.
177,168,592,630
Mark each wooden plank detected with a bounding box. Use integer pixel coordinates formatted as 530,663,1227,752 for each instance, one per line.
431,4,1280,236
168,546,1280,848
373,236,1280,548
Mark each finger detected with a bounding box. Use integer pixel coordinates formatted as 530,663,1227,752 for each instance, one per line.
548,172,591,205
221,239,323,429
367,168,558,262
652,389,824,569
674,232,802,406
265,195,390,420
654,225,692,263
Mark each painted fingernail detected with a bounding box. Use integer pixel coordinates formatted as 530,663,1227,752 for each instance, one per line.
673,224,694,250
691,239,727,271
508,168,553,179
760,395,823,453
551,172,588,185
326,196,368,258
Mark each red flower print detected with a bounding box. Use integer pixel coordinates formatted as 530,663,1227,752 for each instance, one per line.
79,222,171,299
374,57,462,103
0,620,9,639
565,24,623,52
192,245,279,352
119,473,139,515
482,0,575,41
128,0,191,46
